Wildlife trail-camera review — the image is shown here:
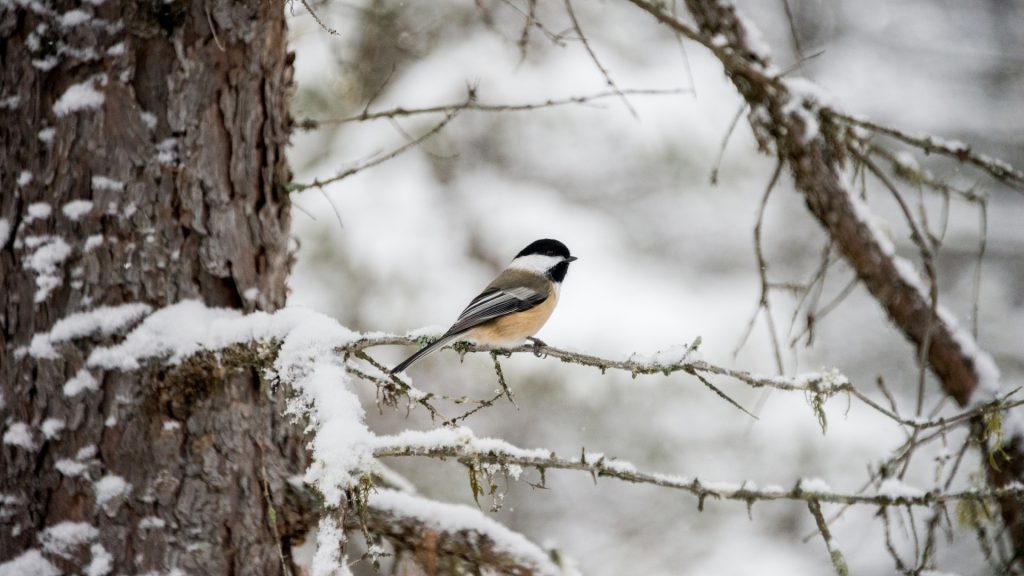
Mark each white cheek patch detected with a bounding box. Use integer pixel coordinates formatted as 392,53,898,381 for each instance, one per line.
508,254,562,274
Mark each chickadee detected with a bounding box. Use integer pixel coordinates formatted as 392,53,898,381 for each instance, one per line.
391,239,577,374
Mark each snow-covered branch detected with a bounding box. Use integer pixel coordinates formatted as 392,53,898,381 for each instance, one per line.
343,335,1021,435
359,489,570,576
827,111,1024,192
371,427,1024,510
343,333,846,392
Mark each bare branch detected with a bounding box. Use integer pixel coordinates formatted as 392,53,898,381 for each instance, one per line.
298,0,340,37
297,88,687,128
779,0,805,71
288,109,461,192
496,0,568,47
563,0,639,117
735,158,786,373
709,103,748,185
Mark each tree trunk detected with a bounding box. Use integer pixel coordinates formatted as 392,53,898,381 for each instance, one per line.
1,1,309,574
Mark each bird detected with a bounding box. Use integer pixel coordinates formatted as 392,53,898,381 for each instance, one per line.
391,238,577,374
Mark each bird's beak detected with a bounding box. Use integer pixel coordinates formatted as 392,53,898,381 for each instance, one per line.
567,256,578,262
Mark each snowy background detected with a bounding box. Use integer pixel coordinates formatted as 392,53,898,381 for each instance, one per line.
284,1,1024,574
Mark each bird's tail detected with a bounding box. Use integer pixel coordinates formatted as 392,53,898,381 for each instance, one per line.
390,334,459,374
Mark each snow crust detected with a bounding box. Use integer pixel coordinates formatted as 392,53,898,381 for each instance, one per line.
312,516,349,576
140,111,157,130
272,311,369,507
0,550,59,576
94,475,130,508
370,489,561,575
23,236,70,303
56,459,89,477
25,202,52,222
91,176,123,192
735,13,771,63
28,303,153,359
62,200,94,220
64,369,99,397
40,521,98,557
82,301,372,510
53,80,105,116
2,422,35,450
40,418,65,439
374,427,552,461
59,9,91,27
781,78,834,144
85,544,112,576
876,478,925,499
138,516,166,530
799,478,832,493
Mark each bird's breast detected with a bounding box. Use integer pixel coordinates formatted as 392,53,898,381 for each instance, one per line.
465,289,558,345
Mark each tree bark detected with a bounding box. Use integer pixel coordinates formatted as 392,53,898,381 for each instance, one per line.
1,1,309,574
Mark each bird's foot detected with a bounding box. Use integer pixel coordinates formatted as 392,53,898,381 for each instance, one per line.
527,337,547,357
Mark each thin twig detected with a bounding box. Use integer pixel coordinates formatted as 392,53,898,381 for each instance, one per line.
298,88,686,128
563,0,639,118
496,0,567,46
710,103,748,185
289,109,461,192
808,499,849,575
831,111,1024,191
972,201,988,338
734,158,786,374
779,0,805,73
867,143,985,204
491,352,517,408
300,0,340,36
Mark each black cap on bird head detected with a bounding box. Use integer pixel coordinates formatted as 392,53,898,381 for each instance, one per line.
516,238,574,260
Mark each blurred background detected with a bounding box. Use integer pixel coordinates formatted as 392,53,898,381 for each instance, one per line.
284,1,1024,574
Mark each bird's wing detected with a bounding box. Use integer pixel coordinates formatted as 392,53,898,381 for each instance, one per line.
445,273,549,336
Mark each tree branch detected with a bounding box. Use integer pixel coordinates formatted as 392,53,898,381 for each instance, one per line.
288,109,461,192
343,335,1020,435
357,489,563,576
297,88,685,128
371,429,1024,509
620,0,1023,564
828,111,1024,191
